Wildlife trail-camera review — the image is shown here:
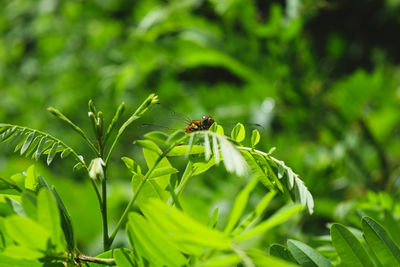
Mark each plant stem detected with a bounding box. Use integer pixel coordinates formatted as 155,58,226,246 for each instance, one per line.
102,175,109,251
108,137,184,247
108,153,165,246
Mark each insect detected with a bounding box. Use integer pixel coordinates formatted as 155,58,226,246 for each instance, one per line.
185,115,215,133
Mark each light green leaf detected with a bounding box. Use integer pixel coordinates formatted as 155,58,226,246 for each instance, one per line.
121,157,141,175
4,215,51,251
38,176,75,253
166,130,186,146
362,216,400,266
330,223,374,267
37,188,64,252
149,167,178,179
135,140,162,155
1,246,44,261
20,132,35,155
24,165,39,192
114,248,135,267
140,199,232,255
224,177,258,234
47,142,59,165
235,204,304,242
132,174,168,205
5,198,25,216
251,129,260,147
196,254,241,267
34,136,47,160
231,123,245,143
287,239,333,267
144,131,169,146
127,213,187,267
168,145,205,156
192,158,216,176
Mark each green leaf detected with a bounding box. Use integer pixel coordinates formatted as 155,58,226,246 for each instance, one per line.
167,145,205,156
4,215,51,251
24,165,39,192
224,176,258,234
251,129,260,147
47,142,59,165
192,157,216,176
166,130,186,146
21,193,37,220
114,248,135,267
1,246,44,261
0,254,43,266
135,139,162,155
362,216,400,266
231,123,245,143
127,212,187,267
34,136,47,160
60,148,71,159
384,210,400,247
132,174,167,205
140,199,232,255
149,167,178,179
5,197,25,216
269,244,297,263
37,188,64,252
20,132,35,155
197,254,241,267
144,131,168,146
287,239,333,267
330,223,374,267
247,249,299,267
38,176,75,253
121,157,141,175
142,141,173,189
208,207,219,228
0,127,17,143
235,204,304,242
231,190,277,237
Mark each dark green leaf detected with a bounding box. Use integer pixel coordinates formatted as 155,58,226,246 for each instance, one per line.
287,239,333,267
270,244,297,263
330,223,374,267
362,216,400,266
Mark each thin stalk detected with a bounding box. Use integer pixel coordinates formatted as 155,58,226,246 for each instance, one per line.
108,154,165,246
101,175,109,251
108,138,183,247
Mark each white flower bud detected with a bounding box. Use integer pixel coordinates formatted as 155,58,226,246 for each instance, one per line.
88,158,105,180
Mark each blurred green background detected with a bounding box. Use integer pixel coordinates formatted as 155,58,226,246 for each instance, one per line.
1,0,400,255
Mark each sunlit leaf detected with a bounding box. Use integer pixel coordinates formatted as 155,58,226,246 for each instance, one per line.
231,123,245,143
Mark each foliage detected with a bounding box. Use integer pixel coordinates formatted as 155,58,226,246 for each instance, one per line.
1,0,400,266
0,95,312,265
